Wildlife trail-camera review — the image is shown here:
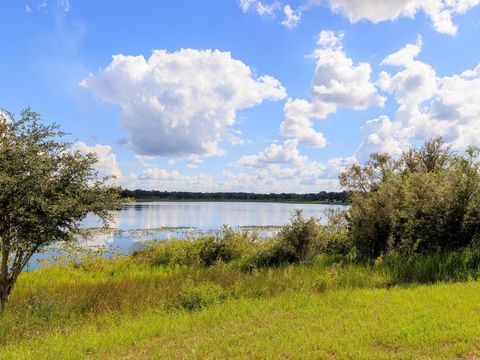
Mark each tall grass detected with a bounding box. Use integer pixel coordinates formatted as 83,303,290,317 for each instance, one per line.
380,246,480,283
0,253,390,345
4,213,480,353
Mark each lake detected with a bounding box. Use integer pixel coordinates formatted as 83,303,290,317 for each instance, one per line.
79,201,349,251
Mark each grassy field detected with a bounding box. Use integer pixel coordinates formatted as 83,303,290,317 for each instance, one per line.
1,253,480,359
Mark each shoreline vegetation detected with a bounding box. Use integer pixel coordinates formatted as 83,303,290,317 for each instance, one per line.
3,218,480,358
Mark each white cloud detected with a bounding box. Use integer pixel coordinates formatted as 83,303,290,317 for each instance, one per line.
128,167,215,192
240,0,479,34
381,35,423,67
280,30,384,147
125,158,343,192
281,5,301,28
81,49,286,158
357,36,480,161
73,139,345,192
237,139,307,168
327,0,480,35
280,99,327,147
0,109,12,123
29,0,70,12
72,142,121,179
58,0,71,12
239,0,281,16
220,165,341,192
239,0,257,12
257,1,281,15
311,31,385,110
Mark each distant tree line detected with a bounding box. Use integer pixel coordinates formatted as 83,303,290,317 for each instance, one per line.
120,189,350,203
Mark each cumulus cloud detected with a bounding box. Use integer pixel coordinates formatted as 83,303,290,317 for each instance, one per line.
128,167,215,191
220,164,340,192
232,135,357,191
280,99,328,147
74,139,345,192
381,35,423,67
81,49,286,158
127,156,335,193
72,142,121,179
281,5,301,28
237,139,307,168
357,36,480,161
280,30,384,147
240,0,479,34
327,0,480,35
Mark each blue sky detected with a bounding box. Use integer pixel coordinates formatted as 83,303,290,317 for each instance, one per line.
1,0,480,192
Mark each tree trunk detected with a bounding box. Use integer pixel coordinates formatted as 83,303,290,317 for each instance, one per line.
0,237,10,310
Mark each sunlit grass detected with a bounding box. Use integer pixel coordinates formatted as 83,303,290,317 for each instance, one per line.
2,282,480,359
2,250,480,358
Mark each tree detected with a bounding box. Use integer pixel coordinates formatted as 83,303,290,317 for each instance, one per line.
0,108,120,307
340,137,480,259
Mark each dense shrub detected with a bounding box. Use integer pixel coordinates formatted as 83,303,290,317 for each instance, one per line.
197,227,258,266
172,279,229,311
131,239,200,267
341,138,480,258
278,210,321,262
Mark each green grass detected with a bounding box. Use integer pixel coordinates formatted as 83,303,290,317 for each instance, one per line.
2,252,480,359
2,282,480,359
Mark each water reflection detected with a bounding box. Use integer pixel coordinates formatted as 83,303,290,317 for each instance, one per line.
80,201,349,249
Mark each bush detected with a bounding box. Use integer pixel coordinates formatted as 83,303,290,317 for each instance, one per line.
198,227,258,266
278,210,321,262
341,139,480,258
173,279,228,311
132,240,199,267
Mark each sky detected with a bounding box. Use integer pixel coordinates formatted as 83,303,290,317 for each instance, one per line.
1,0,480,193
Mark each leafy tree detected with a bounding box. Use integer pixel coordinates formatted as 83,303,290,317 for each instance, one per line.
0,108,120,307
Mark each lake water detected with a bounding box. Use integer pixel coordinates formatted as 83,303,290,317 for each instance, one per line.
79,201,349,251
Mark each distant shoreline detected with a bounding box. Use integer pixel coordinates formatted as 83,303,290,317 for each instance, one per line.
125,198,350,205
120,189,350,205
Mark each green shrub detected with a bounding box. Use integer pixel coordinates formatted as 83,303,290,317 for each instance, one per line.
173,279,228,311
197,227,258,266
278,210,321,262
341,138,480,258
248,239,296,268
132,239,200,267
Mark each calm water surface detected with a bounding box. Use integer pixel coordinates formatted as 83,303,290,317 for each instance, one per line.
79,201,348,250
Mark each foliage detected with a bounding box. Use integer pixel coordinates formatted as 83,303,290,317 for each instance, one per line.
172,279,229,311
197,226,258,266
277,209,321,262
341,138,480,258
0,108,120,306
132,212,350,270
